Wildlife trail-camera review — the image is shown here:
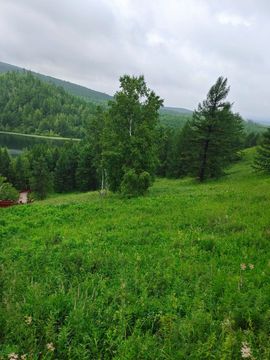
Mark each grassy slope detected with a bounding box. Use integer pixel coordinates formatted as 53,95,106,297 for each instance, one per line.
1,154,270,359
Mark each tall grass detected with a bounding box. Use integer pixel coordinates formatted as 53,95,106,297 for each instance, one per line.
1,149,270,359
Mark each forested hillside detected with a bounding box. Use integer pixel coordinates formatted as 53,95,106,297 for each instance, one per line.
0,63,266,139
0,72,97,138
0,61,112,103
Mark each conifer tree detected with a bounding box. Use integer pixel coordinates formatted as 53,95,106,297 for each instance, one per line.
182,77,243,181
30,156,52,199
76,145,98,191
0,148,15,183
85,107,105,190
54,145,78,192
13,155,30,190
253,128,270,173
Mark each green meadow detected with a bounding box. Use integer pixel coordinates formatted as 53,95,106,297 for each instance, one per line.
1,149,270,359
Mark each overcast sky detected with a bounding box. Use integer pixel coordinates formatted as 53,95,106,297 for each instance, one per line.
1,0,270,121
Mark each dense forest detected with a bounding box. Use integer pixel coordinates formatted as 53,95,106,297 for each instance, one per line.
0,61,112,103
0,72,97,138
1,74,269,202
0,71,266,142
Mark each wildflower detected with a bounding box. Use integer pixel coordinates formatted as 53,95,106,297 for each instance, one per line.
249,264,254,270
25,316,32,325
221,318,232,332
222,318,231,327
46,343,55,352
8,354,18,360
241,342,252,358
21,355,27,360
240,263,247,270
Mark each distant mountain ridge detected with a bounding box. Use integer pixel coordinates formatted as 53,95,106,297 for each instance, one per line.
0,61,195,115
160,106,193,115
0,61,267,132
0,61,112,104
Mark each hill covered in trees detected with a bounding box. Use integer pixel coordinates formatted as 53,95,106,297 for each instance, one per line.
0,71,99,138
0,61,193,114
0,61,112,104
0,62,267,138
0,70,191,138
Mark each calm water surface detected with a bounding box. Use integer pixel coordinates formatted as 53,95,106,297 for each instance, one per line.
0,132,75,156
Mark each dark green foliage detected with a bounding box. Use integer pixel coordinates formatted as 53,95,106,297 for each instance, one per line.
159,112,192,129
0,147,14,183
244,131,262,148
1,141,100,199
156,126,173,177
158,111,264,137
76,145,99,191
181,77,244,181
0,61,112,103
84,106,106,187
30,155,53,199
54,145,78,193
253,128,270,173
165,123,195,178
0,176,18,200
0,71,97,137
13,155,30,190
104,75,163,196
120,169,151,197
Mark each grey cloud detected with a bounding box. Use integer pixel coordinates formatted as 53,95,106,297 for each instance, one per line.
0,0,270,120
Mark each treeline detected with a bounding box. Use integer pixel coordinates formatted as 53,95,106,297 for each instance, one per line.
0,71,265,146
156,125,263,178
0,142,98,199
1,75,163,199
0,71,97,138
2,122,269,200
1,75,269,200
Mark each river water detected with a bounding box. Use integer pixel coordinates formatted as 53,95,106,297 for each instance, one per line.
0,132,75,156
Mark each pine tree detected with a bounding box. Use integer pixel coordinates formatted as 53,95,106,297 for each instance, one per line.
165,123,195,178
76,145,98,191
54,146,78,192
85,106,105,190
253,128,270,173
156,126,173,177
30,156,52,199
13,155,30,190
182,77,243,181
103,75,163,196
0,148,15,184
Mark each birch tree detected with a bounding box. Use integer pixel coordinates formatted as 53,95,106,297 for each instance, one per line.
103,75,163,196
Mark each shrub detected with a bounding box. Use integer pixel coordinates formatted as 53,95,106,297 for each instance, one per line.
0,176,18,201
120,169,151,197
